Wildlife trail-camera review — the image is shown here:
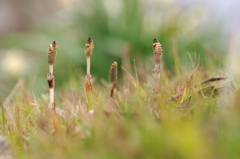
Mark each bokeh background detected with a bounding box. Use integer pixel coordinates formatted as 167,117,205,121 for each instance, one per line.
0,0,239,98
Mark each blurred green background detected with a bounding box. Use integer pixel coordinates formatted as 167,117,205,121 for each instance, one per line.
0,0,237,98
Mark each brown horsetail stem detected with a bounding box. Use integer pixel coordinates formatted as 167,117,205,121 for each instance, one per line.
85,74,92,93
47,73,55,110
152,38,162,93
110,62,118,98
84,37,94,93
47,41,57,110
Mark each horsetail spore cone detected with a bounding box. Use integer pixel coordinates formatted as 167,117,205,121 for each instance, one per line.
48,41,57,65
110,62,118,98
110,62,118,83
84,37,94,58
48,41,57,74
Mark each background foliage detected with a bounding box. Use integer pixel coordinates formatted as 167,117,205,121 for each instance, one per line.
1,0,240,159
0,0,231,98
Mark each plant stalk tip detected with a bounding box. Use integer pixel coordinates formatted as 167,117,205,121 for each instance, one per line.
153,38,158,43
52,41,57,48
87,37,93,43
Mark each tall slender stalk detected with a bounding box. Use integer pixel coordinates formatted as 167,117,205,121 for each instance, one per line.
152,38,162,113
47,41,57,110
110,62,118,98
152,38,162,93
84,37,94,94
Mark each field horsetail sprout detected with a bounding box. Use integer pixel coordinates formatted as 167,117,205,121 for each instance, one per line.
152,38,162,93
84,37,94,92
110,62,118,98
84,37,94,109
152,38,162,112
47,41,57,110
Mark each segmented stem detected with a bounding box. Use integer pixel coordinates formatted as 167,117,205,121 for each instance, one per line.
47,41,57,110
152,38,162,93
84,37,94,94
47,73,55,110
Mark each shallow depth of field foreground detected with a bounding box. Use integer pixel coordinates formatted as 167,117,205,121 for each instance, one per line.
1,36,240,159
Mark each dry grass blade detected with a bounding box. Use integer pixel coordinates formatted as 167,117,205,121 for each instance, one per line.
200,76,227,85
0,95,5,134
